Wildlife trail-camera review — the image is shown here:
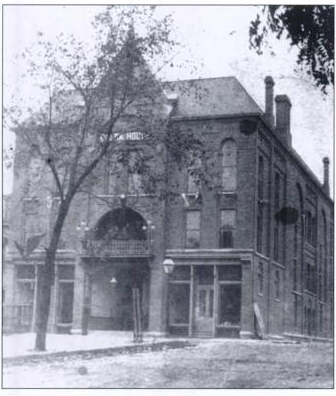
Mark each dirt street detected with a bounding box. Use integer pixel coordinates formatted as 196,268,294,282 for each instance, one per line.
3,339,333,388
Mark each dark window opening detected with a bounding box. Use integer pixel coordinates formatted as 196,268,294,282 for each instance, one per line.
258,262,264,294
221,140,237,192
218,265,242,281
170,266,190,282
219,210,235,248
186,211,200,248
168,283,190,325
17,265,35,280
58,283,74,324
218,284,241,326
275,270,280,300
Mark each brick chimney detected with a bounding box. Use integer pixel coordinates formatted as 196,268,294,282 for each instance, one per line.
275,95,292,146
264,76,274,126
323,157,330,195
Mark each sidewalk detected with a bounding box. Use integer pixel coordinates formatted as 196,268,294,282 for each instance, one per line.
3,331,169,359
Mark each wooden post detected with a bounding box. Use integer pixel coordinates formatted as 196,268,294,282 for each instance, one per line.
31,264,39,332
213,265,218,337
132,288,143,343
188,266,194,337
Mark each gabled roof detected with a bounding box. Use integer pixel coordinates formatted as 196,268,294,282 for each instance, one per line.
163,77,262,119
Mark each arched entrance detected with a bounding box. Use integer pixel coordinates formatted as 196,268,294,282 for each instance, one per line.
87,207,150,331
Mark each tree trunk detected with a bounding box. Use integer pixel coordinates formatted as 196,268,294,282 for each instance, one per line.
34,201,70,351
34,260,54,350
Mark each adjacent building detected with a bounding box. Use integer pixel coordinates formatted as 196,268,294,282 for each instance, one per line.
3,75,334,340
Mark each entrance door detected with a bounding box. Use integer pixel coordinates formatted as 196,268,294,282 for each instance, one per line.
195,285,214,336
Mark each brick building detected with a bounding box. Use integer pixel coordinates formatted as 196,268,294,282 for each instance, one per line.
4,76,333,340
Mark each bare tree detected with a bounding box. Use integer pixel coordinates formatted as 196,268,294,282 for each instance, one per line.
5,6,194,351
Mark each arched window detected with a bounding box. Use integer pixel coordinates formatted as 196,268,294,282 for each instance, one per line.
221,139,237,192
306,211,313,245
187,146,202,194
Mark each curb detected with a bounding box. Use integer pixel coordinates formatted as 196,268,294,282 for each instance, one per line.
3,340,193,366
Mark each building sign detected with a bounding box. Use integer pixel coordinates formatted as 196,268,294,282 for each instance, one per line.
114,132,144,141
100,131,144,144
119,132,144,141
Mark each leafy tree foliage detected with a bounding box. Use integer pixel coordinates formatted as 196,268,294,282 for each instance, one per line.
249,5,334,93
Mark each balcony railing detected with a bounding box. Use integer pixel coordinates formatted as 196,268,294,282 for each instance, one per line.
3,304,33,333
81,238,150,257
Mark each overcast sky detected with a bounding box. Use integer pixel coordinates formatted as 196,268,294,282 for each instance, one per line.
3,5,334,194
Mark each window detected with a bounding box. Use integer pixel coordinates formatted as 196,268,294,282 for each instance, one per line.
274,226,279,262
293,259,298,291
319,304,323,333
187,147,202,194
275,270,280,299
257,155,265,253
57,265,75,325
221,140,237,191
23,198,39,214
168,266,191,331
219,210,236,248
274,172,280,211
258,156,264,200
17,265,35,280
257,206,263,253
294,294,299,328
306,211,316,246
186,211,200,248
274,171,281,262
127,151,143,194
258,262,264,294
218,265,241,281
306,263,316,294
106,153,123,195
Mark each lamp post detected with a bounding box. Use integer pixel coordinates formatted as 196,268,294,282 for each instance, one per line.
163,258,175,337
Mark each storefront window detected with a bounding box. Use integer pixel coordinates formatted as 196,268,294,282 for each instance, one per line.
57,265,75,325
218,265,241,281
170,266,190,281
169,284,190,324
218,284,241,326
195,265,213,285
58,283,74,324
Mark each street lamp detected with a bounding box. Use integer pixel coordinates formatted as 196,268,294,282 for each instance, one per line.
163,257,175,275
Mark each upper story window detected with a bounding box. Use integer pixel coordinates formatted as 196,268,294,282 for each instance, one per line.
306,210,316,247
127,150,143,194
219,209,236,248
258,262,264,294
275,270,280,300
221,139,237,192
187,147,202,194
258,156,264,200
186,210,200,248
106,153,123,195
274,172,280,211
